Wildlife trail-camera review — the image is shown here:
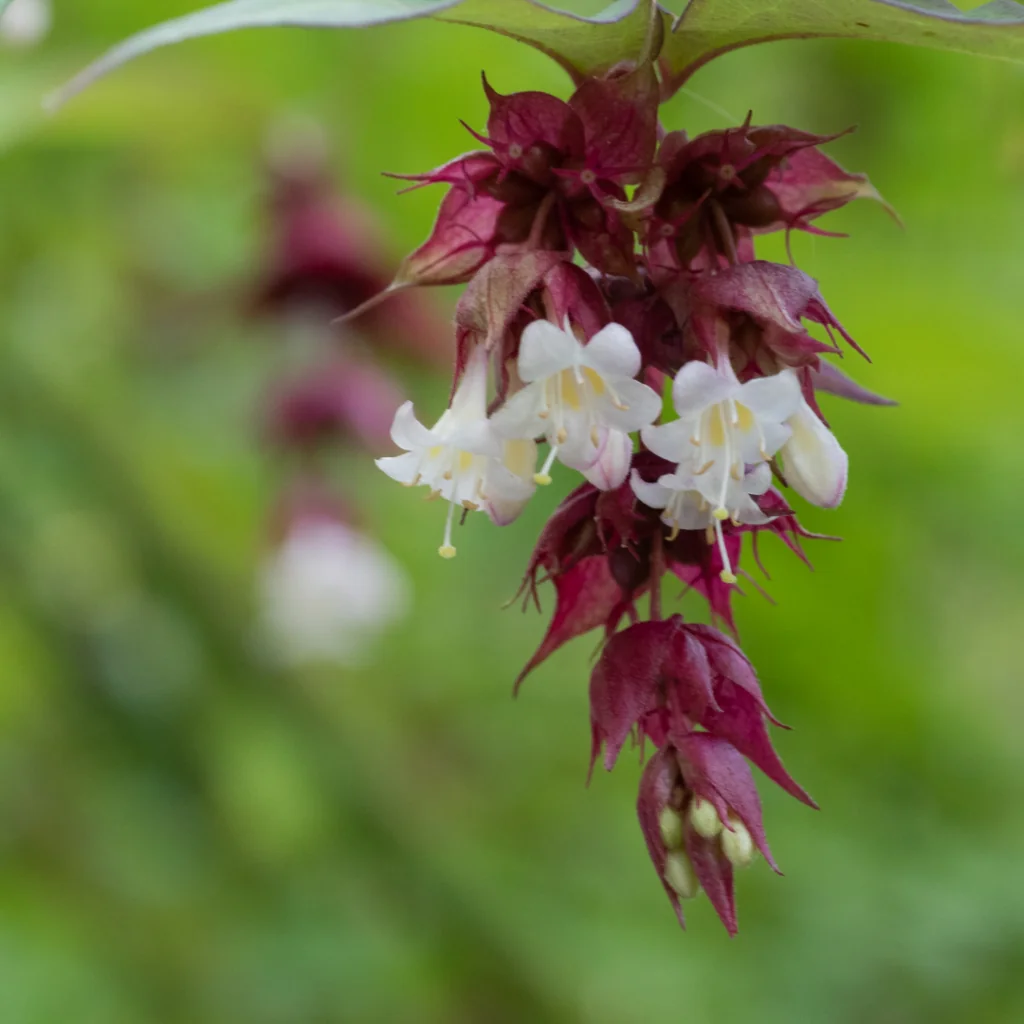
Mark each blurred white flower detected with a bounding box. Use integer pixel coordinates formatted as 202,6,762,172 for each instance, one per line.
0,0,52,48
259,520,411,668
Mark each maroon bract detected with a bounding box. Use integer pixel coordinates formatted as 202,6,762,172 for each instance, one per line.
263,359,403,453
645,121,882,271
636,739,782,936
254,153,449,364
689,260,866,369
589,614,814,806
391,67,660,290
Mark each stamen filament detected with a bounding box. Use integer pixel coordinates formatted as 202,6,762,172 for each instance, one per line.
535,445,558,485
715,519,737,584
439,500,457,559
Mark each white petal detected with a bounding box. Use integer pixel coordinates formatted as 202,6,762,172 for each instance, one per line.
730,490,771,525
517,319,579,383
445,345,491,424
670,494,714,531
446,418,502,458
483,459,536,525
581,323,641,380
738,368,802,423
782,403,849,508
671,360,735,417
630,469,671,509
500,438,539,484
376,452,423,486
759,420,793,461
489,384,546,440
592,377,663,432
582,430,633,490
390,401,436,452
744,461,773,496
640,419,694,463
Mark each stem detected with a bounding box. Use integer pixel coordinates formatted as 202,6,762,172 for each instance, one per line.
650,528,665,621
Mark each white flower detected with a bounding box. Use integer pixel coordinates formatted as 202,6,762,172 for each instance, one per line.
490,319,661,490
260,521,410,668
376,345,536,558
630,463,772,583
0,0,51,47
642,360,801,519
780,399,849,508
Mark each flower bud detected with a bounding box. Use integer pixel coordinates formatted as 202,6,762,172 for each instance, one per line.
663,850,700,900
689,798,723,840
781,401,849,508
721,816,756,869
659,806,685,850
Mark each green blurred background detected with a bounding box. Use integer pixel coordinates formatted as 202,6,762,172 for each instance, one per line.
2,2,1024,1022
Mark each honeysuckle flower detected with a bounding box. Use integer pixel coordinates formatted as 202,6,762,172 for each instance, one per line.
376,346,536,558
638,360,800,580
630,463,771,584
780,398,849,508
260,516,410,669
490,319,661,490
643,360,800,505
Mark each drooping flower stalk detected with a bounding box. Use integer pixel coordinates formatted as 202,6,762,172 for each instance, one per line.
365,39,893,933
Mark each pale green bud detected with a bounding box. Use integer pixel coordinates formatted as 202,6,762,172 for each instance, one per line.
721,816,756,868
689,798,723,840
664,850,700,900
659,806,684,850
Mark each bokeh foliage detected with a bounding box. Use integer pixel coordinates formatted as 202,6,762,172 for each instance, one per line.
2,3,1024,1022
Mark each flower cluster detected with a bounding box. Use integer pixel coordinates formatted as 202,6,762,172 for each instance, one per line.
373,45,892,932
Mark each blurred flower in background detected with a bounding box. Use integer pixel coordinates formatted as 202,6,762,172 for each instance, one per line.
0,0,51,48
259,483,410,668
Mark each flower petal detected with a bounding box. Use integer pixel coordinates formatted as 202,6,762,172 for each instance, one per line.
782,402,849,508
630,469,671,509
375,452,423,486
738,368,802,423
389,401,435,451
518,319,579,383
582,323,641,380
446,418,502,458
583,429,633,490
446,344,491,422
593,376,663,432
744,461,773,496
489,384,546,440
672,360,735,417
640,419,694,463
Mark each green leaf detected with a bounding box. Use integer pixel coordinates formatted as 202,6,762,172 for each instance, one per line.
664,1,1024,94
49,0,656,110
433,0,655,80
